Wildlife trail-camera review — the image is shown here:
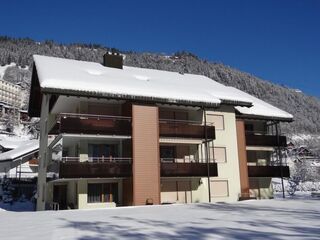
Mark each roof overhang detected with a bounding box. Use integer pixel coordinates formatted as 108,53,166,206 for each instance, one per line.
236,111,293,123
221,99,252,107
28,62,221,118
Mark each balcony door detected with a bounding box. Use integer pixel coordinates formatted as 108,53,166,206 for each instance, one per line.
53,184,67,210
160,146,176,162
88,144,118,162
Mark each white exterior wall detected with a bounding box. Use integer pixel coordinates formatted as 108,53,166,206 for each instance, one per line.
199,106,241,202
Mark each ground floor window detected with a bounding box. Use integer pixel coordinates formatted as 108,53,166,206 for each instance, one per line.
88,183,118,203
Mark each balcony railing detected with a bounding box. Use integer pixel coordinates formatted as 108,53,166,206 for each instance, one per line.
59,157,132,178
159,119,215,140
160,158,214,163
160,158,218,177
51,113,132,136
58,156,218,178
245,131,287,147
61,157,132,163
248,166,290,178
51,114,215,140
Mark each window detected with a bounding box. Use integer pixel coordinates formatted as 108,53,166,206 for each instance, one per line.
88,183,118,203
207,114,224,130
210,180,229,197
160,146,176,162
210,147,227,163
88,144,118,161
159,109,188,120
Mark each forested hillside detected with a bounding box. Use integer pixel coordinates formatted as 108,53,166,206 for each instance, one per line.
0,36,319,138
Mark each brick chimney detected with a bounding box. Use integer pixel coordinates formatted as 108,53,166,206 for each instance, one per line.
103,52,123,69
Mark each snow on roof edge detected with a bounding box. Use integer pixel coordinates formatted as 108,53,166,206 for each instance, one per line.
32,55,293,121
42,87,220,108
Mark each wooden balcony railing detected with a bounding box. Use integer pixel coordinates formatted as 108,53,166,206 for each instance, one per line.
161,162,218,177
58,157,218,178
59,157,132,178
245,133,287,147
51,114,215,140
159,119,215,140
51,113,132,136
248,166,290,178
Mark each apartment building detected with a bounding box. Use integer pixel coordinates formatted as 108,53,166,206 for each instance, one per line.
0,79,21,108
28,54,293,211
0,79,22,122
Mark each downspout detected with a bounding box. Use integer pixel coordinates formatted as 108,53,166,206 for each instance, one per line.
203,107,211,202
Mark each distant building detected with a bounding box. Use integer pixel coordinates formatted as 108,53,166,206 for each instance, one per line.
0,79,22,110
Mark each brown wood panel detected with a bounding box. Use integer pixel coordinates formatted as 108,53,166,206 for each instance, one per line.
59,162,132,178
132,105,160,205
246,134,287,147
248,166,290,178
160,163,218,177
236,119,250,197
159,121,215,139
58,116,131,135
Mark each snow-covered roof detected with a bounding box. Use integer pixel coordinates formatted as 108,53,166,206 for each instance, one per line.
232,87,293,121
0,140,39,162
32,55,293,121
33,55,253,107
0,138,32,150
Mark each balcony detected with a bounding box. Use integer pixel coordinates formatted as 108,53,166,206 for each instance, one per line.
159,119,215,140
51,113,132,136
51,114,215,140
58,157,218,178
248,166,290,178
160,159,218,177
245,132,287,147
59,157,132,178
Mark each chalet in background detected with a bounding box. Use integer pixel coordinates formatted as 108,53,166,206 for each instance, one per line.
28,53,293,211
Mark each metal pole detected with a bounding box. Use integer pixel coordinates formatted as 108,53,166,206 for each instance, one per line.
18,158,22,198
203,108,211,202
276,122,285,198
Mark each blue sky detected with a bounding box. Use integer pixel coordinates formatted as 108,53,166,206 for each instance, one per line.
1,0,319,97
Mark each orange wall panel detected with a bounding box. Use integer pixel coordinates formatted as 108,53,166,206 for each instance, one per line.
236,119,250,195
132,104,160,205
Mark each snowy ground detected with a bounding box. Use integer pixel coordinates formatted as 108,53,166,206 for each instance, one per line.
0,199,319,240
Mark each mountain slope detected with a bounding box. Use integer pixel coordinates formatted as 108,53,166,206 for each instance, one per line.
0,36,319,136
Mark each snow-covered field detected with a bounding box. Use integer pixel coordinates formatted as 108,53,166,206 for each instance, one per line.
0,198,319,240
